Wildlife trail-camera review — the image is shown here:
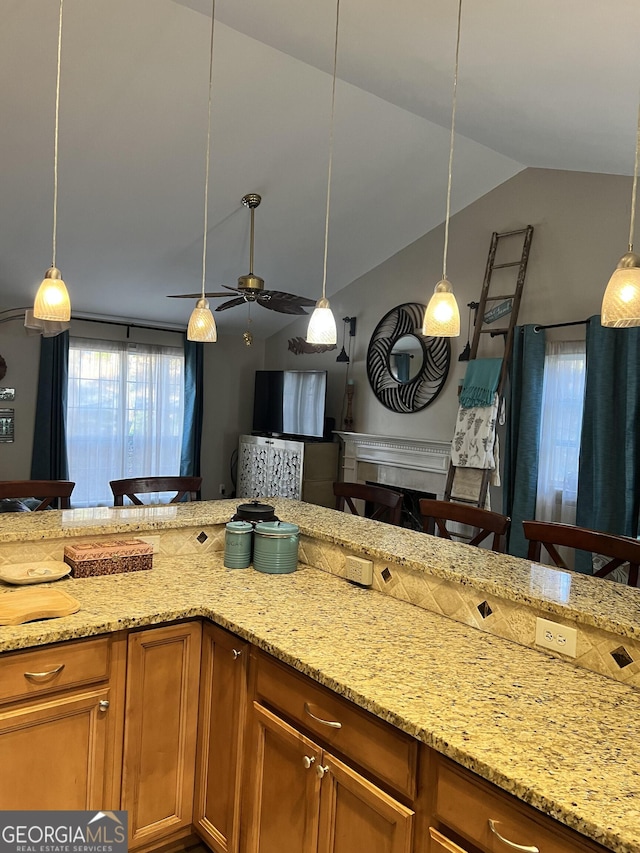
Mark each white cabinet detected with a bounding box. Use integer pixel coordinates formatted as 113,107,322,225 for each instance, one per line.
237,435,339,506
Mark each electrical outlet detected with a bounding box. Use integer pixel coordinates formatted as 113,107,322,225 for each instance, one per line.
345,556,373,586
535,617,578,658
218,483,226,496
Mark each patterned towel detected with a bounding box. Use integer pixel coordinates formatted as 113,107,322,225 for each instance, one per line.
459,358,502,408
451,394,499,470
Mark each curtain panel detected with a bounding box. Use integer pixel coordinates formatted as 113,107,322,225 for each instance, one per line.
30,331,69,482
502,325,546,558
180,338,204,478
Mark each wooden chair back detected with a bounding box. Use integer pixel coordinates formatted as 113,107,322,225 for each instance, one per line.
109,476,202,506
0,480,75,510
523,520,640,586
333,482,403,526
419,498,510,553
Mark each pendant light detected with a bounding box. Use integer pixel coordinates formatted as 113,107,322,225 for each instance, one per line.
187,0,217,343
33,0,70,322
422,0,463,338
306,0,341,346
601,103,640,328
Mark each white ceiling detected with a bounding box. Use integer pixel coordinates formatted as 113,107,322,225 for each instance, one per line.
1,0,638,338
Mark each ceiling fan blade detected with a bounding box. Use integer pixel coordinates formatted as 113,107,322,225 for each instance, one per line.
215,297,247,312
166,292,232,299
222,284,240,292
262,290,316,307
257,294,309,315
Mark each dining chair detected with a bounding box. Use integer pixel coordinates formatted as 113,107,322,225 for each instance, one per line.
419,498,510,553
109,476,202,506
523,520,640,586
333,481,403,526
0,479,75,510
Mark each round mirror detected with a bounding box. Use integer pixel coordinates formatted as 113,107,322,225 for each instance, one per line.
389,334,425,383
366,303,451,413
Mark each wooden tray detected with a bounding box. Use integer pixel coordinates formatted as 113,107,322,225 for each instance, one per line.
0,587,81,626
0,561,71,585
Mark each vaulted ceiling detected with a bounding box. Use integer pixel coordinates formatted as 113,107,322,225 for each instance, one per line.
1,0,638,337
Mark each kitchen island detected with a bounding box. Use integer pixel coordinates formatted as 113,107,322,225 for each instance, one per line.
0,499,639,853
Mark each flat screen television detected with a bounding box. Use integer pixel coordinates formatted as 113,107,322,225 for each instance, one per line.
252,370,327,439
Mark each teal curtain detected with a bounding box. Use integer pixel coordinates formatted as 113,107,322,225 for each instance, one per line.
180,337,204,478
575,316,640,571
503,325,546,557
30,331,69,481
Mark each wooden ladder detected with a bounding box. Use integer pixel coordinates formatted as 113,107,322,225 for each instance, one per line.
444,225,534,508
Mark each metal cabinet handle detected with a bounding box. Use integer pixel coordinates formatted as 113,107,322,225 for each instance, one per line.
98,700,110,712
316,764,329,779
24,664,65,681
304,702,342,729
488,820,539,853
302,755,315,769
232,648,243,659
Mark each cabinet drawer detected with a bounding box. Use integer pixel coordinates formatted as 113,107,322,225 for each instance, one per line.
253,650,418,799
435,756,607,853
0,637,111,704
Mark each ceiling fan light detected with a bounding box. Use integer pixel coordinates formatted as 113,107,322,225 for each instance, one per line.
306,297,337,345
187,298,217,342
33,266,71,322
422,279,460,337
601,252,640,327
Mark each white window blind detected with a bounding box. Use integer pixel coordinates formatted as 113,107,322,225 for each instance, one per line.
67,337,184,507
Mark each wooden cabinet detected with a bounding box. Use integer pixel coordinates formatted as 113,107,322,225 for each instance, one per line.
122,621,202,850
429,754,609,853
237,435,339,507
0,635,125,811
242,651,416,853
195,623,249,853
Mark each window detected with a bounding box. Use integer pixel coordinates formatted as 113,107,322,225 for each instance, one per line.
67,337,184,507
535,340,586,527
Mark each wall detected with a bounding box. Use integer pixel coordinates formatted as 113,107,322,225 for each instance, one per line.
264,167,632,445
0,315,265,500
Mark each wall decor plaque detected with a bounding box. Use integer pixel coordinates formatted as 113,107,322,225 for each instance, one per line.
0,388,15,401
0,408,15,442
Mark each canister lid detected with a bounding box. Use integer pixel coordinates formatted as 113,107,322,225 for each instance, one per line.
254,521,299,538
225,521,253,533
233,501,277,521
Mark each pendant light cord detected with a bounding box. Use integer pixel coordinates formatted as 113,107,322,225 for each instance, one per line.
442,0,463,281
201,0,216,300
52,0,64,269
321,0,340,301
628,100,640,252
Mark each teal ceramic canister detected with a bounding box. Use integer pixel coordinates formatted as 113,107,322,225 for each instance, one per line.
224,521,253,569
253,521,300,574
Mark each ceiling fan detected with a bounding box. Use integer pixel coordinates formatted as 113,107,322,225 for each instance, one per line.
168,193,316,315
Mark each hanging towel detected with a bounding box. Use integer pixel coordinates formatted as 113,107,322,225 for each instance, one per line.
451,394,499,470
459,358,503,408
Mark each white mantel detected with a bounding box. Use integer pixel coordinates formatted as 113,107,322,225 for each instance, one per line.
334,431,451,498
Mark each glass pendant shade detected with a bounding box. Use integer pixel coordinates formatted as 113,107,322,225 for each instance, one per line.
306,297,337,345
33,266,70,322
187,298,217,342
601,251,640,327
422,279,460,337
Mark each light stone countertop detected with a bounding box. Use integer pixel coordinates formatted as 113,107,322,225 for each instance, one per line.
2,498,640,638
0,552,638,852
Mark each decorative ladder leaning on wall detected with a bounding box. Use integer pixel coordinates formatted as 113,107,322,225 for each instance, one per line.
444,225,535,508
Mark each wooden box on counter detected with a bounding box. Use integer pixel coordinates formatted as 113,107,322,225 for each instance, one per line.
63,538,153,577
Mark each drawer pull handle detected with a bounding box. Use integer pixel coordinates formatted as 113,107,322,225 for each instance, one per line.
232,648,243,659
304,702,342,729
488,820,539,853
302,755,315,769
316,764,329,779
98,700,110,712
24,664,65,681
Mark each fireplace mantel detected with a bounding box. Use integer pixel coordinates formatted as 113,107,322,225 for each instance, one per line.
334,431,451,498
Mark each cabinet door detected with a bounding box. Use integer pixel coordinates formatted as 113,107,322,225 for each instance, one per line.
195,624,249,853
317,753,414,853
427,828,469,853
0,687,111,810
243,702,323,853
269,438,303,499
122,622,202,849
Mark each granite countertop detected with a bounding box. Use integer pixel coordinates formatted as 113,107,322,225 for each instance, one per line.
0,552,638,853
2,498,640,639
